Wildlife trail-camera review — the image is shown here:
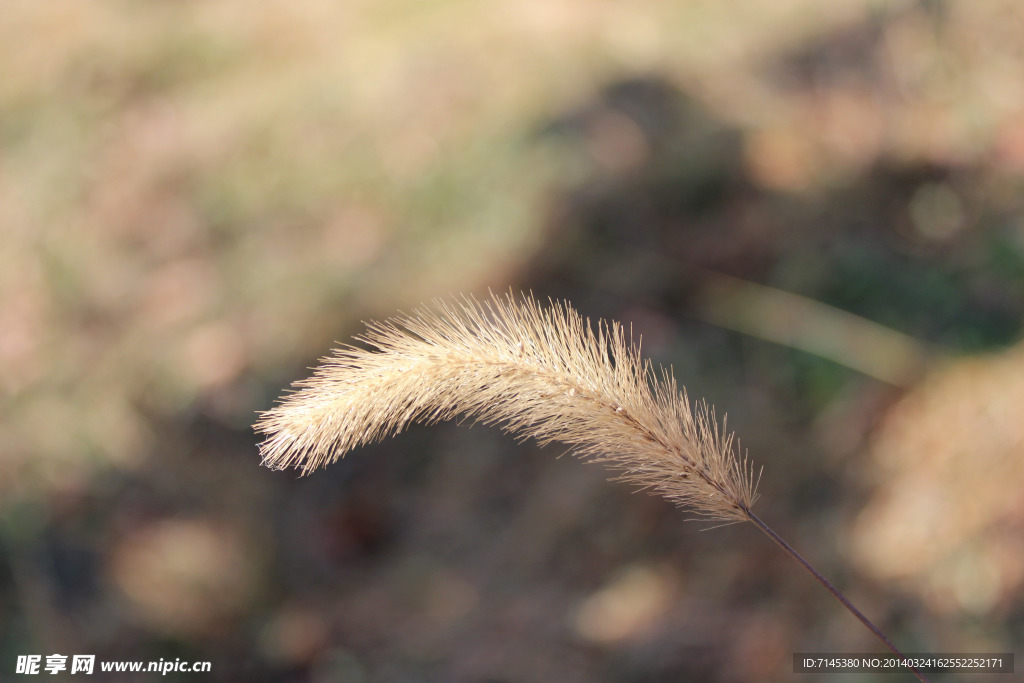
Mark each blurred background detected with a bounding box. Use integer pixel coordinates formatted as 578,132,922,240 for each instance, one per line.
2,0,1024,681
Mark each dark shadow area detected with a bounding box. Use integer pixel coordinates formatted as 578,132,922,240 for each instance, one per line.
531,75,1024,353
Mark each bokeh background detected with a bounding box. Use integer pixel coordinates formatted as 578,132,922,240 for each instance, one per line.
3,0,1024,681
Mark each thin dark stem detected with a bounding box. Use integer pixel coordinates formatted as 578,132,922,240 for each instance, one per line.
741,506,929,683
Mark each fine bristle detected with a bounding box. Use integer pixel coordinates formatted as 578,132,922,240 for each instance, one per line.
256,292,758,522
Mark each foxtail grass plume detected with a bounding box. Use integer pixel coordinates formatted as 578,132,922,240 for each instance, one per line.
257,292,758,522
257,292,928,682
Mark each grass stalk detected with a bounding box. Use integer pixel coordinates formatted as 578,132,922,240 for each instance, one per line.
256,291,927,681
742,507,929,682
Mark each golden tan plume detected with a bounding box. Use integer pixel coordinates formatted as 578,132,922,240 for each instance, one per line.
257,292,758,522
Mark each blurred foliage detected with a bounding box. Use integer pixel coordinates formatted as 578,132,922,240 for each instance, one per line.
2,0,1024,681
